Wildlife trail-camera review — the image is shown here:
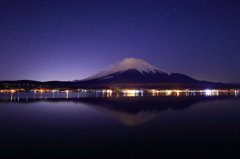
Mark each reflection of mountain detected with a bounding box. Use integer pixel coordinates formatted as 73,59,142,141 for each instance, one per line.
70,96,235,126
88,104,169,126
2,95,236,126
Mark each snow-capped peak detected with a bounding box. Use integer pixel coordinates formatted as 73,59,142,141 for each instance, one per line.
116,58,167,74
81,58,169,81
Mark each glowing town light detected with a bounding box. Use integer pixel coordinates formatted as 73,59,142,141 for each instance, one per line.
235,90,238,97
65,90,69,98
123,90,139,93
176,90,180,96
165,90,172,96
123,90,140,97
106,90,112,93
133,90,140,93
205,89,211,96
152,89,156,92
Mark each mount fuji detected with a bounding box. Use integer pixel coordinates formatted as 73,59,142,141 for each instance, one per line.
1,58,239,89
72,58,223,89
82,58,169,81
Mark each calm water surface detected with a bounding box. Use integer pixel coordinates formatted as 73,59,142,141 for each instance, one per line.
0,92,240,157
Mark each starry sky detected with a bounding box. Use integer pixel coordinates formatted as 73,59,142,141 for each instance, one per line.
1,0,240,83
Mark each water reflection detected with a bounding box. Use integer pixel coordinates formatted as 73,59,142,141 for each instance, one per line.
235,90,239,97
1,93,238,126
1,91,240,156
77,96,237,126
87,102,168,126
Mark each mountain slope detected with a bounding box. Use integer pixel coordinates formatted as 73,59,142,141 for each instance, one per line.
77,58,197,84
69,58,240,89
81,58,169,81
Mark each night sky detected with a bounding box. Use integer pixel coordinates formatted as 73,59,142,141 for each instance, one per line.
1,0,240,83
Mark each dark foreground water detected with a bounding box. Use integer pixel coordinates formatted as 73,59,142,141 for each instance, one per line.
0,92,240,157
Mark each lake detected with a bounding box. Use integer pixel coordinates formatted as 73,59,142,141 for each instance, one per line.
0,91,240,157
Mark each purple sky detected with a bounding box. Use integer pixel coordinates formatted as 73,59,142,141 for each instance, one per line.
1,0,240,83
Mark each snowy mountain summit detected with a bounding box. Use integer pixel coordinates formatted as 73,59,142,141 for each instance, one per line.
113,58,168,74
82,58,169,81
